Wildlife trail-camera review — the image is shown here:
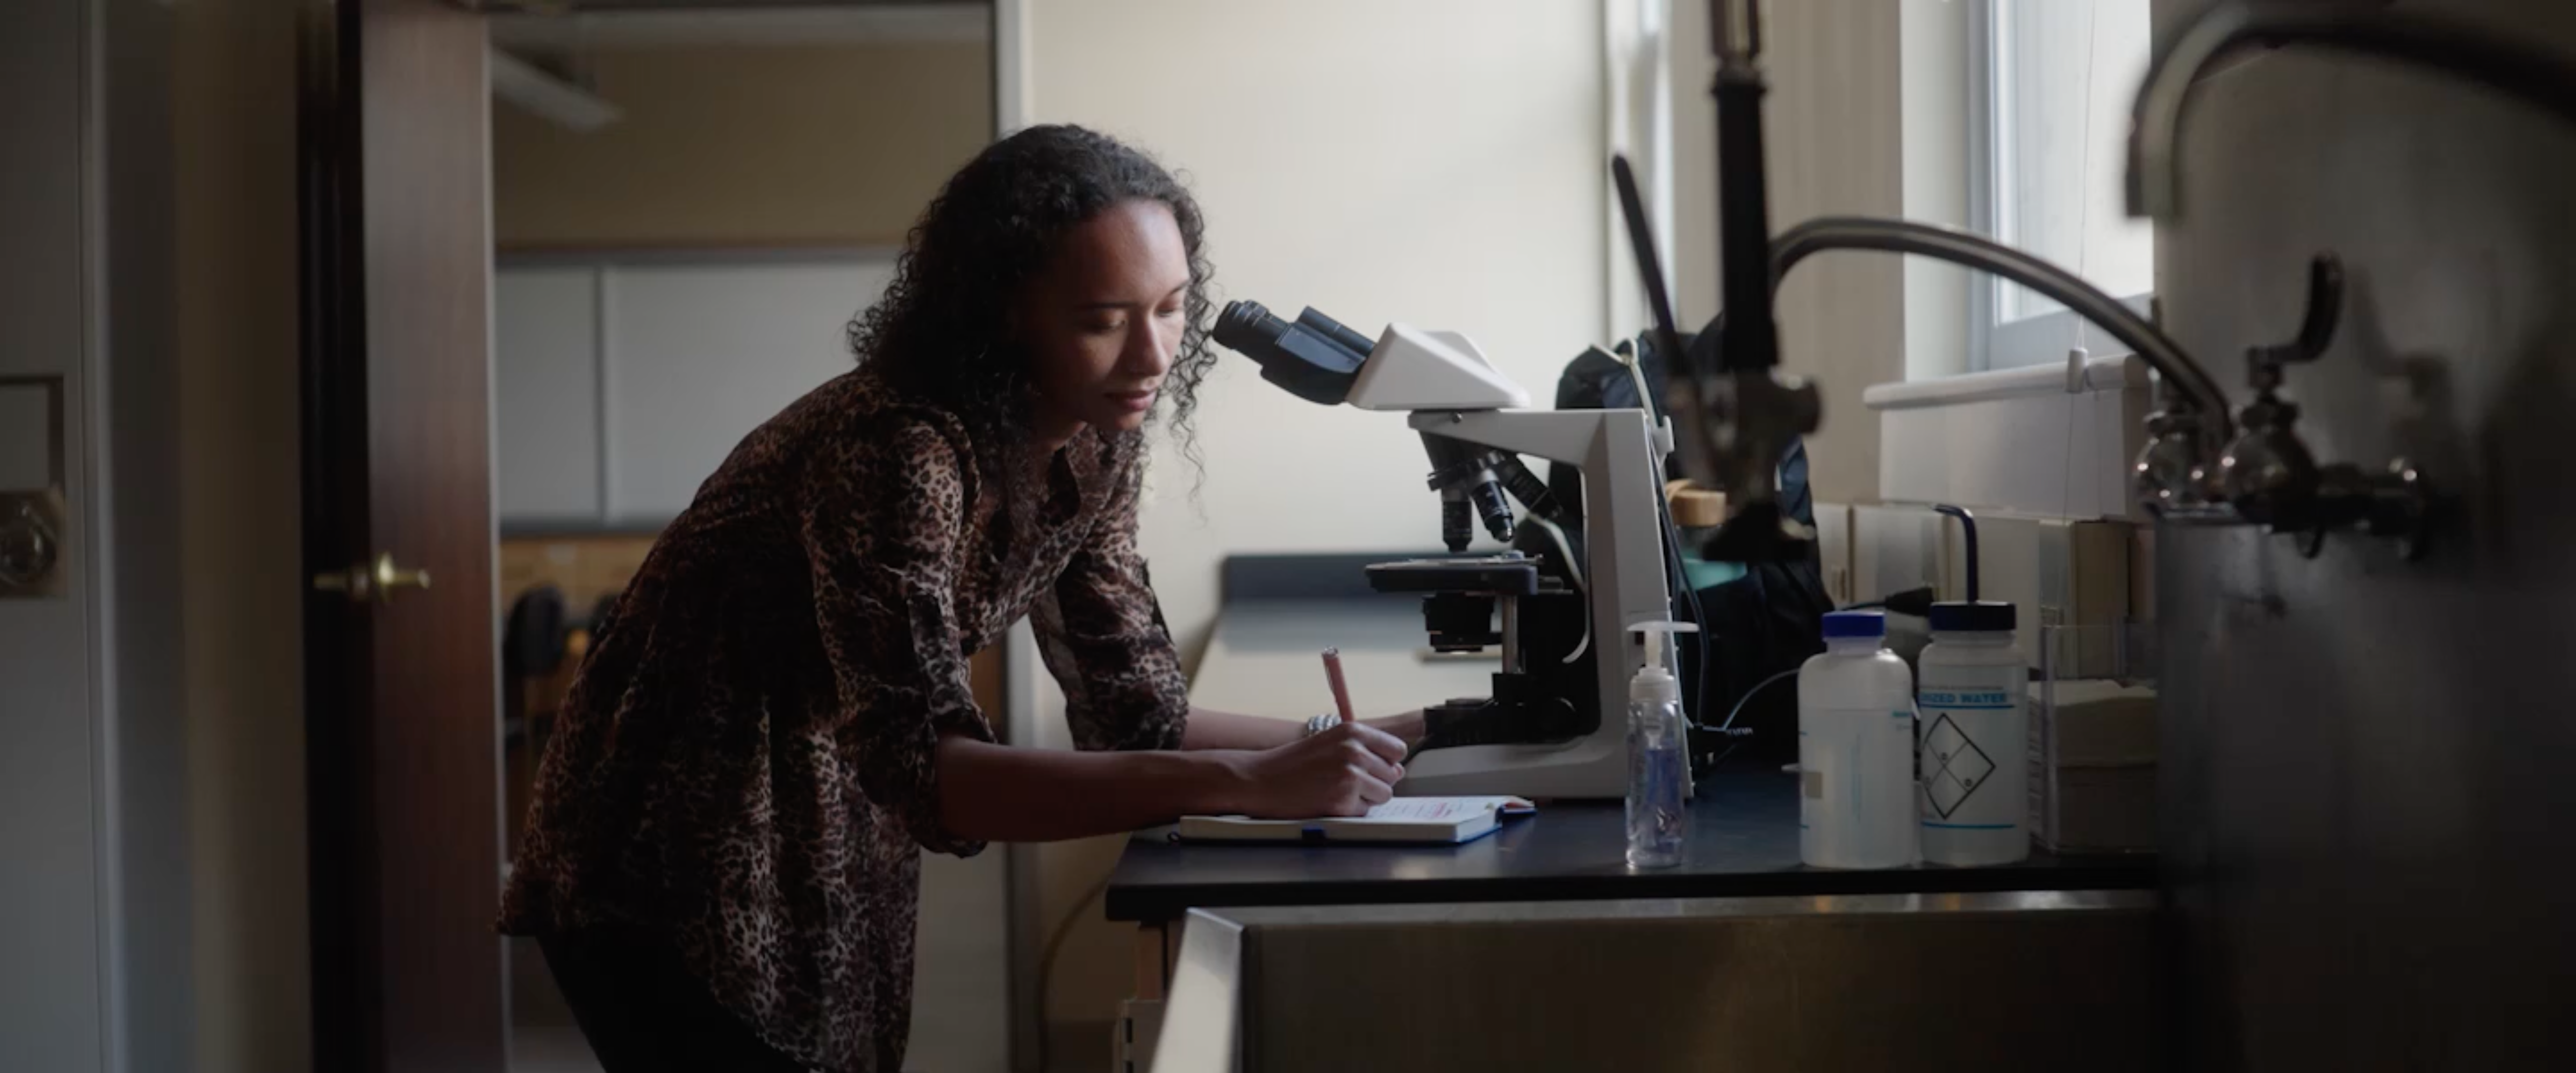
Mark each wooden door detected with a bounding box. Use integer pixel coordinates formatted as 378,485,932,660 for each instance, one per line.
298,0,506,1069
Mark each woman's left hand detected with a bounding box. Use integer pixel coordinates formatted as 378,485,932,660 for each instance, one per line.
1362,710,1426,748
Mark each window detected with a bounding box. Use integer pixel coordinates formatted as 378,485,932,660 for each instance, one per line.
1968,0,2156,370
1609,0,1676,338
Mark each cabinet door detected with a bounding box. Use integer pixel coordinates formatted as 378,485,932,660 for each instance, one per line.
604,259,894,521
494,266,603,524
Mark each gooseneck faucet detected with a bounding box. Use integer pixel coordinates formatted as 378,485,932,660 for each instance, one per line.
1765,219,2220,420
1760,217,2233,514
1644,1,2575,560
2128,2,2576,222
1657,0,2234,541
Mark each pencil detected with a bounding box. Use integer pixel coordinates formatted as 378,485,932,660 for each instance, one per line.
1321,648,1356,727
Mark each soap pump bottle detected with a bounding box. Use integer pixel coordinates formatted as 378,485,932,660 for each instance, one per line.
1626,622,1696,869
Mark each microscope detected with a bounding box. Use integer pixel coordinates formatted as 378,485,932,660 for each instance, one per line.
1215,302,1677,799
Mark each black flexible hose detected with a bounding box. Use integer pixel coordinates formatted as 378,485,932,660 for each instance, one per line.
1932,504,1979,602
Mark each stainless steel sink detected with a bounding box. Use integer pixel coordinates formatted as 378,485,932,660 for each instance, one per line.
1151,890,2162,1072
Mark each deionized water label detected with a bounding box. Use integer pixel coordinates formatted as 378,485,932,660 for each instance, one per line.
1916,685,2027,864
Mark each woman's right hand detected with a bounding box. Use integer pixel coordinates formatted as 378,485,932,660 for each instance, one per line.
1229,721,1409,818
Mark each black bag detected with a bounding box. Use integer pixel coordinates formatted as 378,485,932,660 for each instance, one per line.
1543,332,1833,769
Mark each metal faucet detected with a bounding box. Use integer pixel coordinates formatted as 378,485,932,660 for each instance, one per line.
1638,0,2551,559
2210,254,2433,558
1647,1,2234,542
1760,216,2236,516
2119,1,2576,555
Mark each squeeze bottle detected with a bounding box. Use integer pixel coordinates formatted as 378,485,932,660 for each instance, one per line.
1797,610,1918,869
1917,600,2028,865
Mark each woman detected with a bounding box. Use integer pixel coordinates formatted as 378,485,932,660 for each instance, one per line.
500,125,1422,1072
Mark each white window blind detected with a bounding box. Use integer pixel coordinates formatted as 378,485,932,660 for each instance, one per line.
1971,0,2155,371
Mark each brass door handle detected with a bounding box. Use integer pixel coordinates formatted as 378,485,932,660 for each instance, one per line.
314,552,432,604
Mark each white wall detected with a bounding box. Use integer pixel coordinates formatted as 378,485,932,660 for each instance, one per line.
173,0,311,1067
1029,0,1610,671
1016,2,1610,1063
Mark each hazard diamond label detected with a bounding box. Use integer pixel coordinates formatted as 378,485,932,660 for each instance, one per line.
1920,714,1995,819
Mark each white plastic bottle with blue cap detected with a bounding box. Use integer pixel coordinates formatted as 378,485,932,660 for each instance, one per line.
1797,610,1919,869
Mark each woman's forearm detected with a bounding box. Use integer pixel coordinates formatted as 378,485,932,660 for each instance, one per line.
1182,707,1425,750
1180,708,1303,750
934,734,1250,842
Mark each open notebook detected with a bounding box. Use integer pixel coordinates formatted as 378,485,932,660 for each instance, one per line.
1175,796,1536,845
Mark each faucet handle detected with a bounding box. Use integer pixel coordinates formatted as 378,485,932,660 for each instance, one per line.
2220,396,2323,526
2135,406,2223,516
2246,253,2346,389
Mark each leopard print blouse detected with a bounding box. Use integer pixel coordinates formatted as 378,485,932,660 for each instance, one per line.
499,368,1191,1072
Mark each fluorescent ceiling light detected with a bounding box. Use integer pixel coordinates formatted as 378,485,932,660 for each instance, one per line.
488,47,622,132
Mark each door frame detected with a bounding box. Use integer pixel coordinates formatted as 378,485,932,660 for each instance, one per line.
2,0,192,1068
294,0,379,1061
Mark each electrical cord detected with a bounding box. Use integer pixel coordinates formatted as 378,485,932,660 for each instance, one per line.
1658,494,1718,740
1690,666,1799,772
1523,516,1591,664
1702,666,1798,737
1527,515,1587,595
1843,586,1935,618
1621,339,1721,750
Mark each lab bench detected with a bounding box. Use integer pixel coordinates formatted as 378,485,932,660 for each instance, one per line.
1107,765,2155,999
1126,559,2158,1066
1150,891,2163,1072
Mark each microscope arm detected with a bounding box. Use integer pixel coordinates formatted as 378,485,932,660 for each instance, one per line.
1413,409,1674,690
1410,410,1617,465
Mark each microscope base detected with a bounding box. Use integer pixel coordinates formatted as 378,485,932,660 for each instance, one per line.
1397,735,1626,799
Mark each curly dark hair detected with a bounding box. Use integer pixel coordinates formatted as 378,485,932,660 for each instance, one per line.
847,124,1216,553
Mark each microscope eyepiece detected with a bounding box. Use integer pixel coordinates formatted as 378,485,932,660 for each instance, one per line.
1220,298,1532,554
1214,299,1287,349
1213,299,1369,406
1293,308,1379,361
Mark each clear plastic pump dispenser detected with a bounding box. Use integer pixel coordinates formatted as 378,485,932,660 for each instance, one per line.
1627,623,1695,869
